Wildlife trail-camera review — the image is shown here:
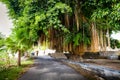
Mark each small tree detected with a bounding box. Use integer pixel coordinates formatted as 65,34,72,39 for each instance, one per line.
4,34,32,66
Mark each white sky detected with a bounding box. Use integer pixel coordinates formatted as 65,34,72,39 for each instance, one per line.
111,32,120,40
0,2,120,40
0,2,13,37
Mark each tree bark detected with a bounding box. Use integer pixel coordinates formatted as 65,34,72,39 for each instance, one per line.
103,30,107,51
107,28,111,49
17,50,21,66
99,29,104,51
75,8,79,31
90,23,99,52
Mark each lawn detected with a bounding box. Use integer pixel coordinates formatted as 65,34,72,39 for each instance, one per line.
0,58,33,80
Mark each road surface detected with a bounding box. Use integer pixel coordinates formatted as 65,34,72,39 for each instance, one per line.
18,56,87,80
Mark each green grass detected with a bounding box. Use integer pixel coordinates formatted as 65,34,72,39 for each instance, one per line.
0,61,6,65
0,58,34,80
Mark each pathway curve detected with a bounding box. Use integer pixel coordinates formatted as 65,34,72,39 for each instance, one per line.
18,56,87,80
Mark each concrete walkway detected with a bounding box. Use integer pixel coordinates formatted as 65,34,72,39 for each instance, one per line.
18,56,87,80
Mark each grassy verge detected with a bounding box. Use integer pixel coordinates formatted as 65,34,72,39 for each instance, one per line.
0,58,34,80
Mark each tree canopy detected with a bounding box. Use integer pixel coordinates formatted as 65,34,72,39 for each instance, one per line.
1,0,120,55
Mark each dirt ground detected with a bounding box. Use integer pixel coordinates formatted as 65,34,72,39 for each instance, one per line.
50,53,120,70
82,59,120,70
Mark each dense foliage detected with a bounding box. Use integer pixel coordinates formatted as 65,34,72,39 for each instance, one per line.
0,33,4,51
111,38,120,49
1,0,71,42
1,0,120,54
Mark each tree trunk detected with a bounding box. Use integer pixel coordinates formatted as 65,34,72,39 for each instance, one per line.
65,14,69,27
107,28,111,50
74,4,80,31
17,50,21,66
103,30,107,51
90,23,99,52
99,29,104,51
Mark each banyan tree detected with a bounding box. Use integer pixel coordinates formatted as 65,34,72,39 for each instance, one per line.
1,0,120,55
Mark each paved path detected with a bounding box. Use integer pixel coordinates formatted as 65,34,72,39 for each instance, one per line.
18,56,87,80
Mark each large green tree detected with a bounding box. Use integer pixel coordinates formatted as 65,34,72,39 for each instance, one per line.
1,0,72,51
81,0,120,51
1,0,120,55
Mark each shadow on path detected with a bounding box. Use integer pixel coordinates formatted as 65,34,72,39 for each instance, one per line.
18,56,87,80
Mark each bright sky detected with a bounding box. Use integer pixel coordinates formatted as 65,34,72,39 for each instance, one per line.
0,2,13,37
0,2,120,40
111,32,120,40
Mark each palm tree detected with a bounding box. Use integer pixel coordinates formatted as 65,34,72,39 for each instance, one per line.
4,35,32,66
